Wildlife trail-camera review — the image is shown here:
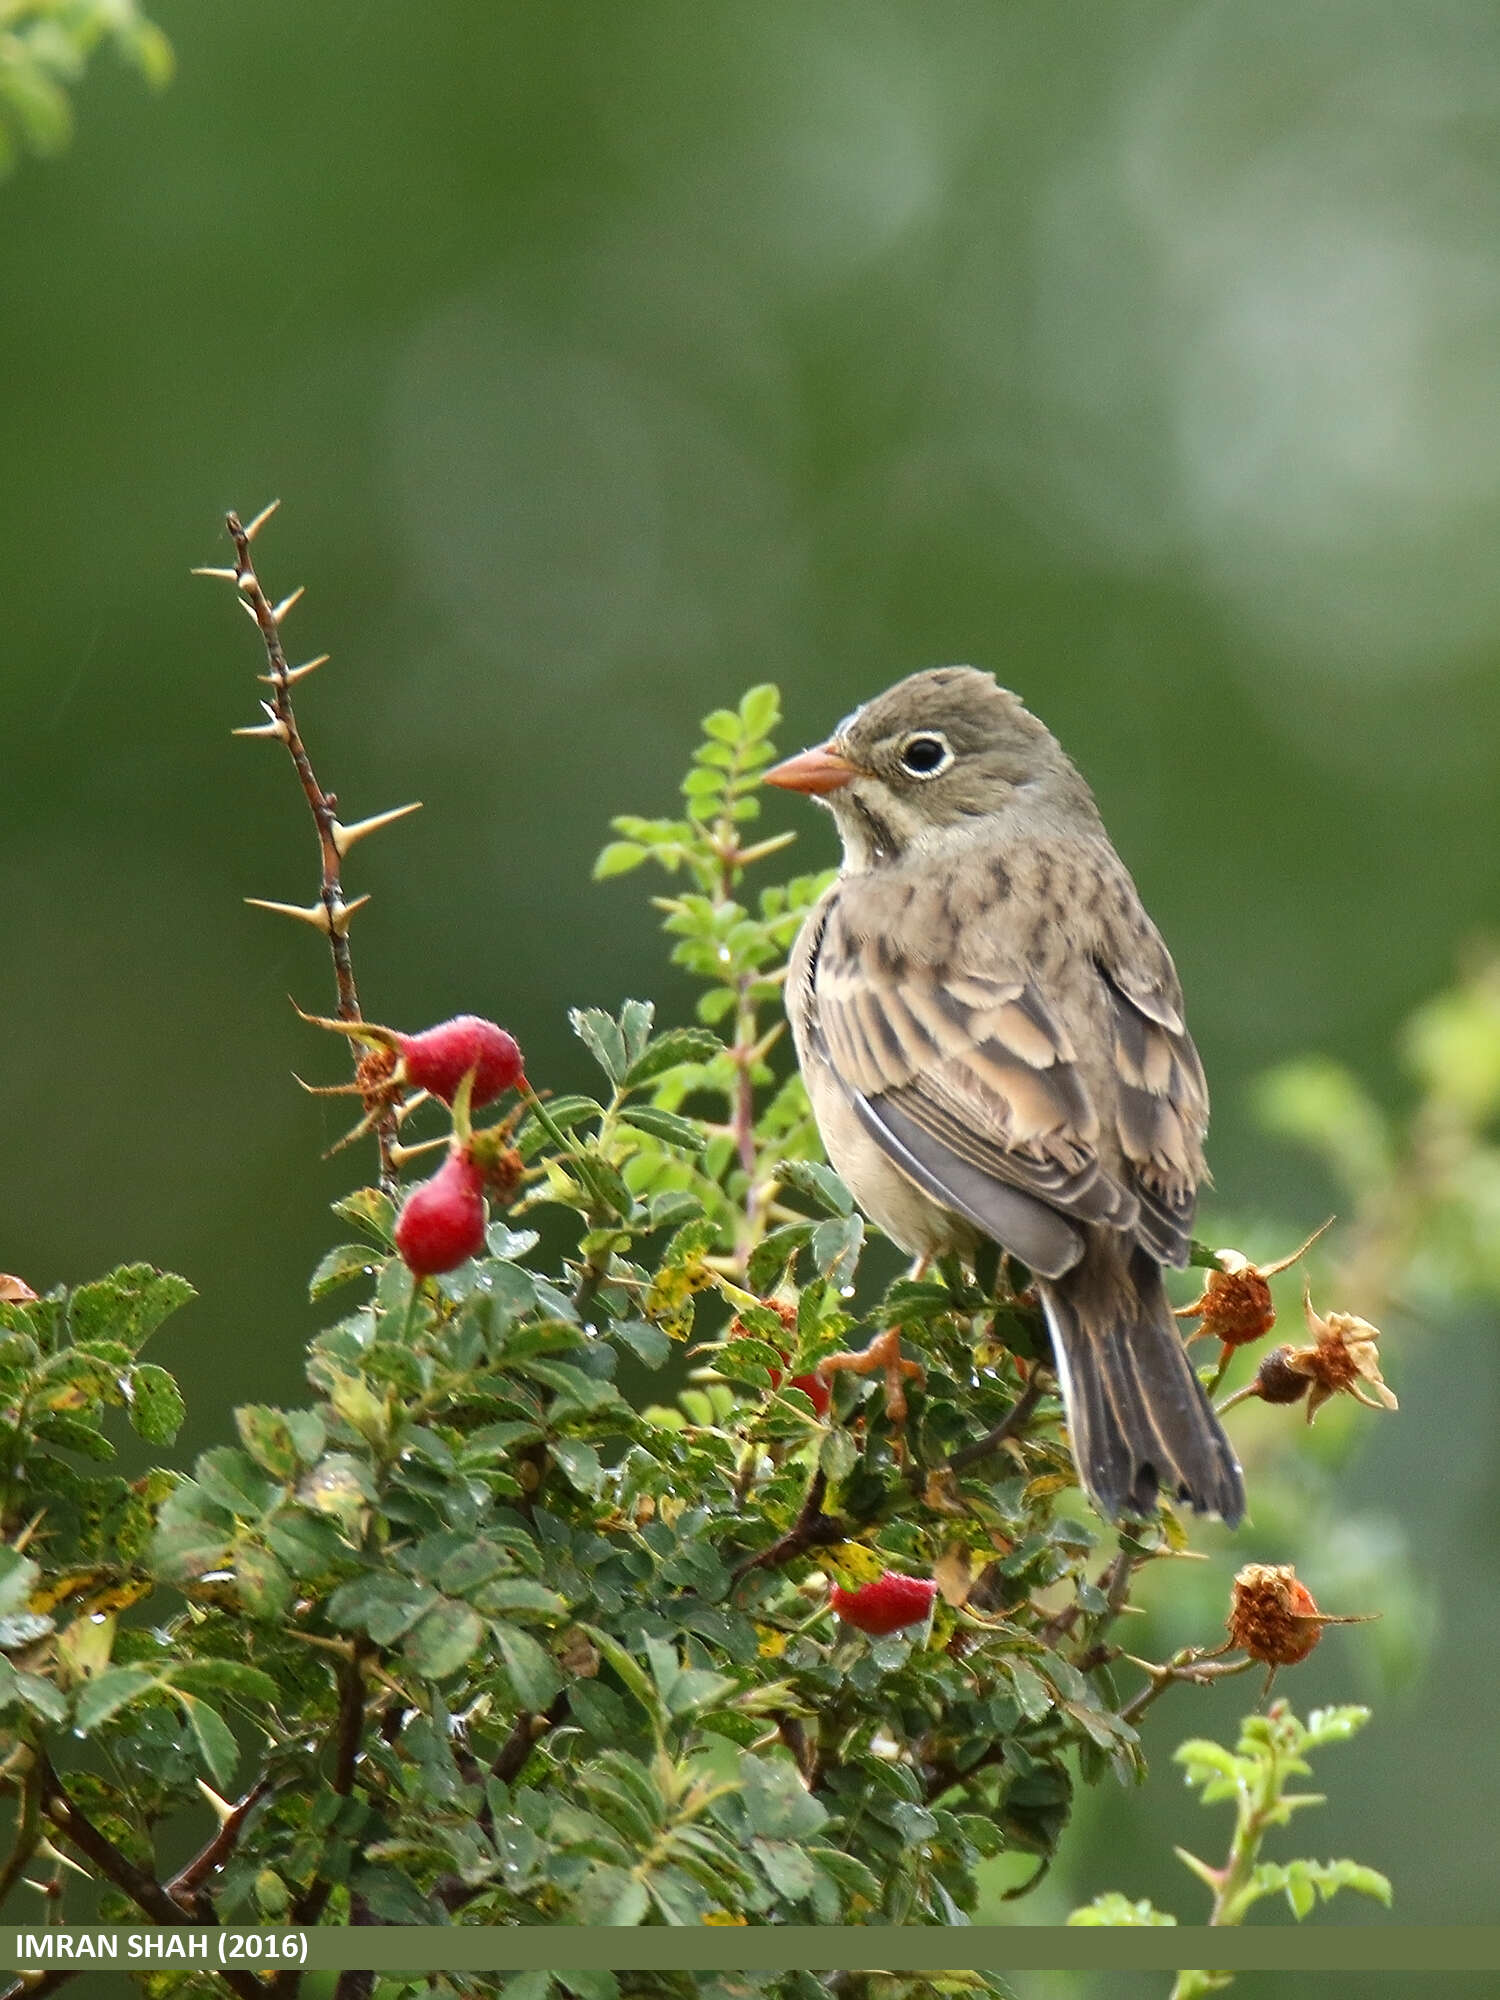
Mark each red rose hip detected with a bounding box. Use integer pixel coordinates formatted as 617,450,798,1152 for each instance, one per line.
830,1571,937,1636
395,1151,488,1274
396,1016,524,1108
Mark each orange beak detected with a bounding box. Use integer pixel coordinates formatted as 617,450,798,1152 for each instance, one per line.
763,740,861,796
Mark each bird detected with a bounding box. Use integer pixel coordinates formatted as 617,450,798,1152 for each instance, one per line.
764,665,1244,1526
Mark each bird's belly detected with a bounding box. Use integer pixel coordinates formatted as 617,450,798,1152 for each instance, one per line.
808,1067,977,1262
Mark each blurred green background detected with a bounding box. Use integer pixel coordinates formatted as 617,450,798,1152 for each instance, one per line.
4,0,1499,1981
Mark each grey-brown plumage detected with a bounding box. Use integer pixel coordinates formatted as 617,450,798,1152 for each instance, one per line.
767,666,1244,1525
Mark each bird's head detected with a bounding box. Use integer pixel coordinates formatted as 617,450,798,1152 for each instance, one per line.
765,666,1097,870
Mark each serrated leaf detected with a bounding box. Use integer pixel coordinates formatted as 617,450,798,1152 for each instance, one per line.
234,1542,292,1621
811,1212,863,1287
494,1624,563,1710
328,1571,437,1645
128,1364,185,1445
176,1691,239,1789
69,1266,195,1352
622,1028,725,1087
403,1600,484,1679
166,1660,278,1705
310,1243,379,1301
235,1406,300,1479
779,1161,853,1217
331,1187,397,1245
570,1008,629,1085
617,1105,706,1151
549,1438,603,1496
477,1578,568,1620
612,1318,672,1369
74,1666,157,1733
194,1447,273,1519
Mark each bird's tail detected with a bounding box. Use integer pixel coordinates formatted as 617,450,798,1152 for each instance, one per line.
1038,1240,1245,1525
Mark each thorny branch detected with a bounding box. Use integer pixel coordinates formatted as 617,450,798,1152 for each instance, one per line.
732,1468,847,1581
0,1755,266,2000
200,504,412,1188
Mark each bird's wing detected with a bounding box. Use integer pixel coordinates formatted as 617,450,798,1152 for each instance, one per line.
807,888,1136,1275
1096,953,1207,1268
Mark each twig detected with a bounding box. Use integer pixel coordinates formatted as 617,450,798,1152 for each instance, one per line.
1040,1544,1135,1652
291,1639,372,1927
1118,1647,1258,1727
0,1972,78,2000
27,1755,264,2000
208,506,406,1188
948,1369,1047,1474
732,1469,847,1581
165,1776,273,1915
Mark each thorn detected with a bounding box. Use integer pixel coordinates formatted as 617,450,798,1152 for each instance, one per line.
389,1134,449,1168
232,718,289,740
291,1072,365,1097
241,498,282,541
35,1838,92,1879
237,595,263,623
261,653,329,686
191,565,240,581
329,894,371,936
270,586,305,623
194,1779,237,1824
332,802,423,855
244,897,333,934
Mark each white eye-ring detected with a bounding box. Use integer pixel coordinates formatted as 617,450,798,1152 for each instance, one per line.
897,730,954,779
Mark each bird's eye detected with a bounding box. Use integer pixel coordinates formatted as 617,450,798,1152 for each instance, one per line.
897,731,953,778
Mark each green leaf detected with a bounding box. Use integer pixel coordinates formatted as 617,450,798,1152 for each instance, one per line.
617,1105,707,1151
779,1161,853,1217
594,841,648,880
69,1266,195,1352
328,1572,438,1645
612,1318,672,1369
557,1973,619,2000
494,1624,563,1710
332,1186,398,1245
576,1624,659,1719
811,1212,864,1287
234,1542,292,1621
573,1866,649,1926
549,1438,603,1496
1067,1892,1177,1926
128,1363,185,1444
194,1447,273,1519
166,1660,278,1705
499,1975,555,2000
476,1579,568,1620
176,1691,239,1789
622,1027,725,1087
0,1664,66,1726
739,1754,827,1840
235,1405,310,1479
0,1547,41,1622
570,1008,629,1085
739,684,780,739
310,1243,379,1301
74,1667,158,1734
403,1601,484,1679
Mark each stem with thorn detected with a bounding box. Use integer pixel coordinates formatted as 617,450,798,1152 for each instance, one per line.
202,504,421,1190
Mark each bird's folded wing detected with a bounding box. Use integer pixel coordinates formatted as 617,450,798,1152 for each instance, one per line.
810,920,1136,1272
1098,958,1207,1268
